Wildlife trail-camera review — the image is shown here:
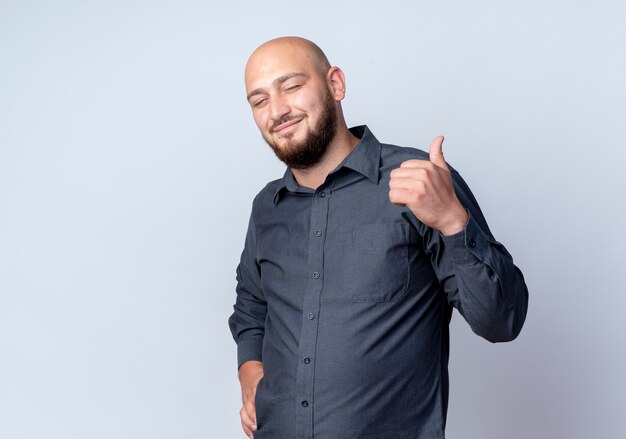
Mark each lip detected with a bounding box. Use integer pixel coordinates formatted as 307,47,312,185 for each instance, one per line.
274,118,303,134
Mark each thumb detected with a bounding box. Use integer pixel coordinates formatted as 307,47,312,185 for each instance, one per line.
429,135,448,169
245,396,257,425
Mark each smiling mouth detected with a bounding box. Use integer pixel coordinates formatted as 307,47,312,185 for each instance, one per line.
274,117,304,134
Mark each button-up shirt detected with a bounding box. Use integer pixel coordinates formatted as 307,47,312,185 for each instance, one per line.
228,126,528,439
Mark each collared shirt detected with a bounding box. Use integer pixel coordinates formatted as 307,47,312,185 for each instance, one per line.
228,126,528,439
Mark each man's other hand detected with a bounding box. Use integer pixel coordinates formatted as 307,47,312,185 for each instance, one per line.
389,136,468,236
238,360,264,438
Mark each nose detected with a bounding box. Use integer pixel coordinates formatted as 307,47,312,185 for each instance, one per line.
269,94,291,124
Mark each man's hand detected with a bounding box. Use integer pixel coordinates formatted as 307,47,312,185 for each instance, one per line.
238,360,264,438
389,136,468,236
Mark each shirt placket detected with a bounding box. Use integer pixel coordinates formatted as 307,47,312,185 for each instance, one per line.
295,183,332,439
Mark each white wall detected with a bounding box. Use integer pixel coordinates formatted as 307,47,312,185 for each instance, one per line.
1,1,624,438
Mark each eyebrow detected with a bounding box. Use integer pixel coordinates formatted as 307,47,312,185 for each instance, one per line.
246,72,307,101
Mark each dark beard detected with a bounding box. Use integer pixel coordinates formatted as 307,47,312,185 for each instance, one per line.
263,94,337,170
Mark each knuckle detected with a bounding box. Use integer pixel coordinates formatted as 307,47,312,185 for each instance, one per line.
411,182,427,198
389,190,402,204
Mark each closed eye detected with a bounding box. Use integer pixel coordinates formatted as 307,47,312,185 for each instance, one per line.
253,98,268,108
285,84,302,92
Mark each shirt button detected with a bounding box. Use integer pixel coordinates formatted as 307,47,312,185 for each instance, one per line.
314,230,322,237
301,400,309,407
303,357,311,364
313,272,320,279
307,313,315,320
318,191,326,198
469,240,476,248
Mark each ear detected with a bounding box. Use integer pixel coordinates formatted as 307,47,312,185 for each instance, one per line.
326,66,346,101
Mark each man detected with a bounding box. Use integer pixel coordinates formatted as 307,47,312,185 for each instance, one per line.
228,36,528,439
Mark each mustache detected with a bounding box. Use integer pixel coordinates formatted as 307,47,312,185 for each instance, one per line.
271,115,305,132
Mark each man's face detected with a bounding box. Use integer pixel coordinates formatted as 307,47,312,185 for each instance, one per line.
245,45,338,169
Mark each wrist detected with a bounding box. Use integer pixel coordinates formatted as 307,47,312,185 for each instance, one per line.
239,360,263,384
438,207,468,236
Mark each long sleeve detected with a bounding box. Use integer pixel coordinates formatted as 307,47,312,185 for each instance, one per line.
423,168,529,343
228,211,267,368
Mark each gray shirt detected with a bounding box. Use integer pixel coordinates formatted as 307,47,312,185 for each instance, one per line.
228,125,528,439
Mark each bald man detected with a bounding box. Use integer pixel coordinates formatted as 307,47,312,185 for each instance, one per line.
228,37,528,439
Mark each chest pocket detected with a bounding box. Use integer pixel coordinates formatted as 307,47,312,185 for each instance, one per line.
340,223,410,302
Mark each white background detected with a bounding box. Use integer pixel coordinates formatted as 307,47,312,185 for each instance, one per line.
1,1,625,438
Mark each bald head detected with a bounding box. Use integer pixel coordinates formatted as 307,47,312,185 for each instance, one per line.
245,37,332,93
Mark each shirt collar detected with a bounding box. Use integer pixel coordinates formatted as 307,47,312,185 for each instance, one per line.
272,125,381,205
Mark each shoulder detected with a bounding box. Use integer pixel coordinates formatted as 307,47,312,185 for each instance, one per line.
379,142,462,176
379,142,432,175
250,177,283,212
380,142,429,167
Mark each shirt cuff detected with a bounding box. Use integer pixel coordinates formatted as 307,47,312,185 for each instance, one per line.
440,210,489,265
237,336,264,370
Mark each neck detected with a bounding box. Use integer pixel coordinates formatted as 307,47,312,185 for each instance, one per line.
291,126,360,189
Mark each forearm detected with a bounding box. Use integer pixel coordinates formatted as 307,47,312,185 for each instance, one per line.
441,213,529,342
229,265,267,367
228,210,268,368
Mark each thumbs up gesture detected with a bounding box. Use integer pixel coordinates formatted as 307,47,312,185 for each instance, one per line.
389,136,468,236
